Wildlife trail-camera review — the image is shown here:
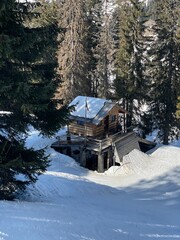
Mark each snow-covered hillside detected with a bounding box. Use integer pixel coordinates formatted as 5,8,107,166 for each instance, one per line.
0,129,180,240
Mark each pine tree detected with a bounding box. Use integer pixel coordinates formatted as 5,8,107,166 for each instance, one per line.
148,0,180,144
0,0,69,200
85,0,102,97
114,0,149,130
93,0,115,98
57,0,91,103
0,135,49,200
29,0,59,27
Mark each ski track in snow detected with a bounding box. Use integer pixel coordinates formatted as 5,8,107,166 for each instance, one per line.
0,129,180,240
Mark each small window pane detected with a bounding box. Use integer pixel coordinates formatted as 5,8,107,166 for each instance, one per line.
77,120,84,126
110,115,116,122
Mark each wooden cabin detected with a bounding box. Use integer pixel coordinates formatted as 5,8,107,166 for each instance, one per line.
68,96,128,139
51,96,156,173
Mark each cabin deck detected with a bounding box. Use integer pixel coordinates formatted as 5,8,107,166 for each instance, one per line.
51,132,128,152
51,132,156,172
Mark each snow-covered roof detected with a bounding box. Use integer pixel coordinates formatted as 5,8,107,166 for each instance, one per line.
92,102,116,125
69,96,112,120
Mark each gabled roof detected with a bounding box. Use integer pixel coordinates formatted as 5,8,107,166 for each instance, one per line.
69,96,127,125
92,101,116,124
69,96,111,119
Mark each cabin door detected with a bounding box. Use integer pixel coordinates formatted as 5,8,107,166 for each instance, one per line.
104,115,109,134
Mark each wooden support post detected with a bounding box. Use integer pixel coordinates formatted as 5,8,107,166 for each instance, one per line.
97,140,104,172
108,148,113,168
98,152,104,173
67,131,71,144
107,150,110,169
80,148,86,167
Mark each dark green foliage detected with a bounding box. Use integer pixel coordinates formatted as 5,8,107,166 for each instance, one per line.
0,135,49,200
0,0,70,133
0,0,69,199
93,0,115,98
85,0,102,97
57,0,92,103
114,0,149,130
147,0,180,144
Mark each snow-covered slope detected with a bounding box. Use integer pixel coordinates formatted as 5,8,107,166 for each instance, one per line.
0,129,180,240
106,146,180,177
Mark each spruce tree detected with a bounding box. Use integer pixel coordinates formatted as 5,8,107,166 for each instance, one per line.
0,0,69,200
114,0,149,130
86,0,102,97
57,0,91,103
148,0,180,144
93,0,115,98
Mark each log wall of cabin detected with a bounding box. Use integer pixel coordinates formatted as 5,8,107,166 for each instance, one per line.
69,122,94,136
69,105,121,137
108,106,119,131
94,107,119,136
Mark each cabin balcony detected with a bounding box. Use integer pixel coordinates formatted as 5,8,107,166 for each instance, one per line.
51,131,156,173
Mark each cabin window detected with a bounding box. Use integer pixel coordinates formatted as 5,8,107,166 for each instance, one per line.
77,120,84,126
110,115,116,122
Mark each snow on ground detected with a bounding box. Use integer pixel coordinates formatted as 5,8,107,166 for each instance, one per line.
0,129,180,240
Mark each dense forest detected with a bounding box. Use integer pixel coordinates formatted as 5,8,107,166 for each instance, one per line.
0,0,179,199
56,0,179,144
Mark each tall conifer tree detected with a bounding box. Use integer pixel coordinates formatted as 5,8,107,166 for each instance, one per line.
86,0,102,97
93,0,115,98
148,0,180,144
57,0,91,103
0,0,69,199
114,0,149,130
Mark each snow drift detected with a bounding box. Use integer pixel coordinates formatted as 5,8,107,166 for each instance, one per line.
106,146,180,179
0,129,180,240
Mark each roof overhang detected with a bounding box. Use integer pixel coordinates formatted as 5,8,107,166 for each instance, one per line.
69,103,128,125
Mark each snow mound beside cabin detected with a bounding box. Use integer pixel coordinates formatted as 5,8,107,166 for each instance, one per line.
106,147,180,178
106,149,151,176
151,145,180,161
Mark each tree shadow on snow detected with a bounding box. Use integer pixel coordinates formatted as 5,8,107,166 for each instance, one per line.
10,166,180,240
123,167,180,207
